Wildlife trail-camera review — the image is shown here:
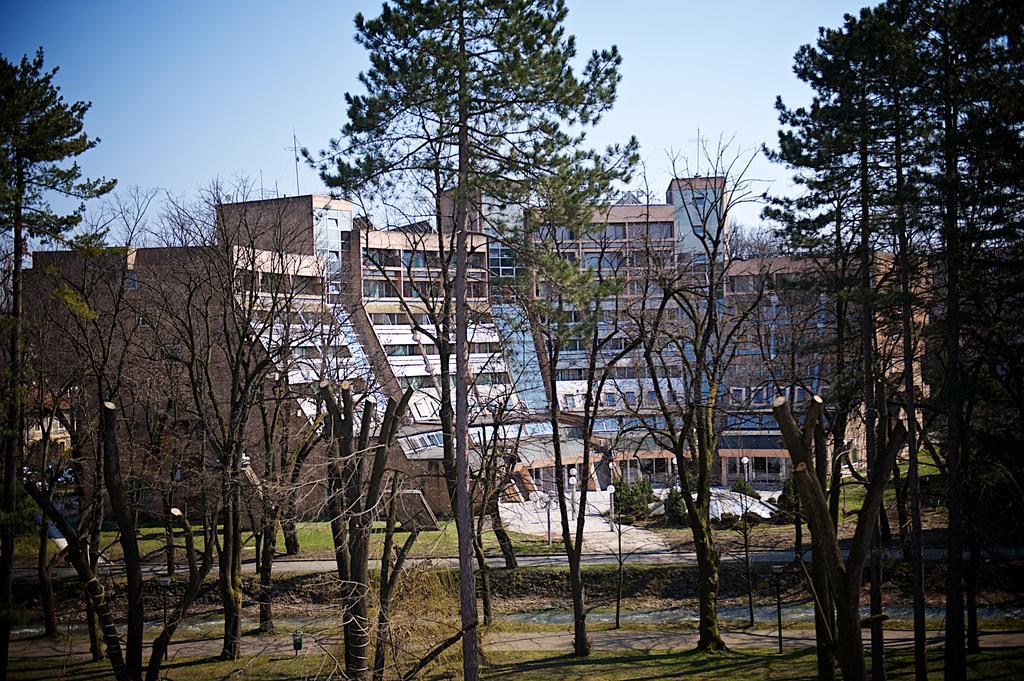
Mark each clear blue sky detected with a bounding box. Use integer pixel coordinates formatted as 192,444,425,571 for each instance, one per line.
1,1,864,225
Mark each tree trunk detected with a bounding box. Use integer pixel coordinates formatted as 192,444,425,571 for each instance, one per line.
812,422,837,681
857,86,886,680
101,402,144,680
453,5,480,675
373,481,418,681
145,513,213,681
965,481,981,654
939,19,966,679
567,550,589,655
258,513,277,633
472,533,493,626
165,502,176,578
810,539,836,681
693,522,725,652
490,505,517,569
38,518,57,637
834,583,868,681
219,459,243,660
895,116,928,671
282,508,300,555
87,456,104,662
24,482,129,681
744,524,754,628
0,185,25,671
773,397,905,681
793,507,803,562
347,521,372,680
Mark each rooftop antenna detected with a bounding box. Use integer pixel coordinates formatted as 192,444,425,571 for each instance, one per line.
285,129,301,195
688,125,706,177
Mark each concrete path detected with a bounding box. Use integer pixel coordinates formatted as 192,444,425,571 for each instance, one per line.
484,628,1024,653
16,546,1024,583
11,627,1024,662
499,492,668,554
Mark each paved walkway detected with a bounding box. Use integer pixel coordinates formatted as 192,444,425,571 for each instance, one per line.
16,546,1024,583
499,493,668,554
11,627,1024,662
483,628,1024,653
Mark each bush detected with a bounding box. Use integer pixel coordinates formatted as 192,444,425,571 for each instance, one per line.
665,487,688,526
731,476,760,500
613,478,655,521
773,475,799,524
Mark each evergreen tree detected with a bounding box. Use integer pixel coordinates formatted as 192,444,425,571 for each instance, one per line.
312,0,636,671
0,48,114,669
770,3,1024,679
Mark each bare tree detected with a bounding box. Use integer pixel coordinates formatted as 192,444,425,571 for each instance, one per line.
623,145,765,652
772,394,906,681
149,183,318,659
319,380,413,681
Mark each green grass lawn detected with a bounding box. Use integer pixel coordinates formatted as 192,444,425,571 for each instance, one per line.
10,647,1023,680
14,519,559,568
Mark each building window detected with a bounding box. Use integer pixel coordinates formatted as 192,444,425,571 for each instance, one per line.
365,248,401,268
399,375,435,390
564,394,576,409
605,393,616,407
474,372,509,385
371,312,407,325
603,223,626,240
623,391,636,406
363,279,398,298
124,271,138,290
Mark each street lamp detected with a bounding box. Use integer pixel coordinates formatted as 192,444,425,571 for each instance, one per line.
534,491,553,546
568,468,578,520
772,564,785,654
607,483,616,529
740,455,750,484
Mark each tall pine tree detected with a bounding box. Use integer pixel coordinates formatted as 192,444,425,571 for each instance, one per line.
312,1,636,672
0,48,114,669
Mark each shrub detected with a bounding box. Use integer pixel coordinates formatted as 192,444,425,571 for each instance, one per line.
613,478,655,520
773,475,799,524
731,475,760,500
665,487,688,526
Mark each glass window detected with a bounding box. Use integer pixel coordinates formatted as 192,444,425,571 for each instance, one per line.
363,280,398,298
403,251,426,268
604,223,626,239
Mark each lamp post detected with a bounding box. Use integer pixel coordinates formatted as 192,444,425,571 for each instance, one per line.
535,491,553,546
568,468,578,520
741,492,754,628
772,564,784,653
607,483,616,530
740,455,750,484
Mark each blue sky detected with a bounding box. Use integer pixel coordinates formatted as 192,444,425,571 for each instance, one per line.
1,1,863,225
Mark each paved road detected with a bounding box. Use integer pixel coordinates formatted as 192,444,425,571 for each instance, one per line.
15,545,1023,582
10,626,1024,662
